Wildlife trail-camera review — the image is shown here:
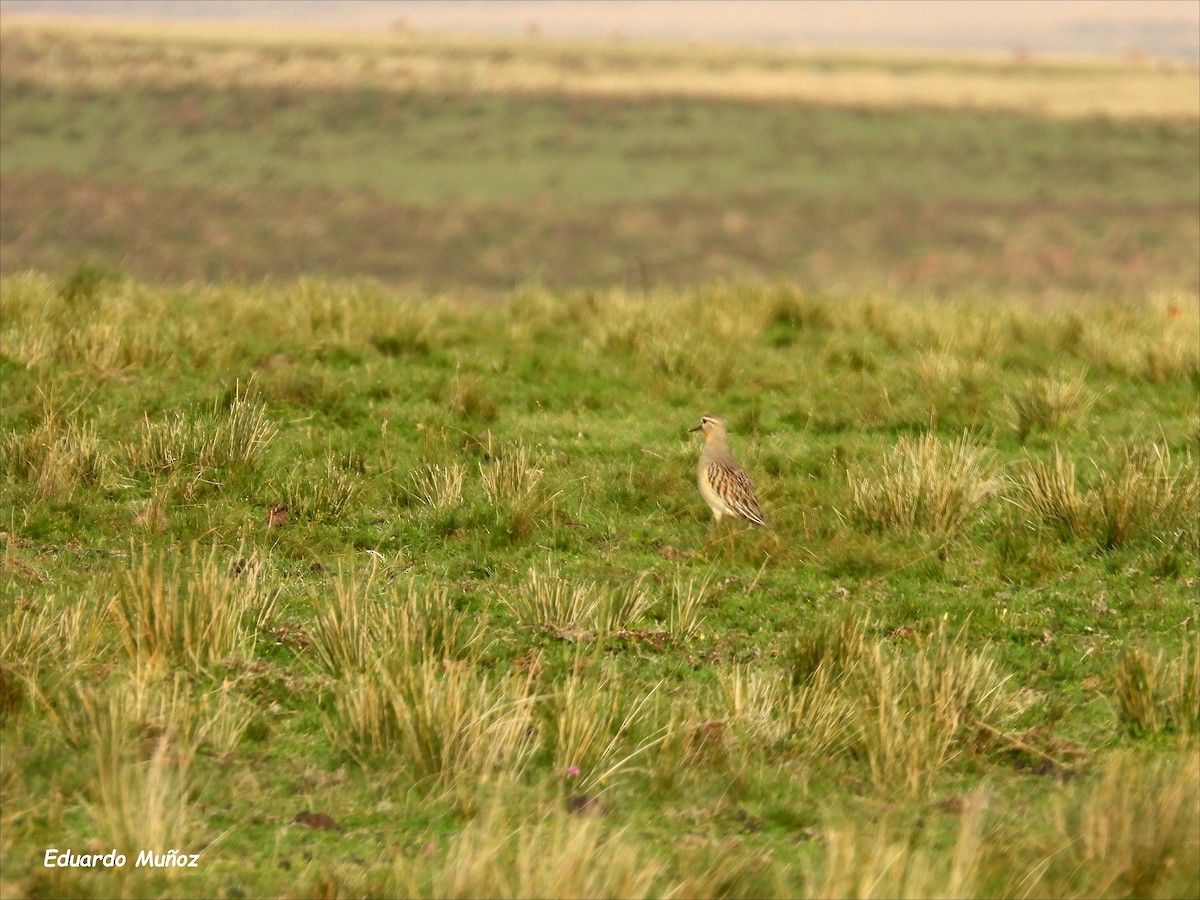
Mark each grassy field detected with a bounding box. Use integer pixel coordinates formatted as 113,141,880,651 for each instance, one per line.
1,15,1199,900
1,17,1198,297
2,275,1197,898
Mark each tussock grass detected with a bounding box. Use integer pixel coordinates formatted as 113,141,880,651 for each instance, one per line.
595,574,656,637
852,632,1013,794
542,672,665,792
503,564,600,636
389,806,664,900
134,477,174,533
71,673,256,859
663,573,711,640
481,444,562,541
904,347,991,428
786,609,870,684
60,320,133,374
1021,751,1200,898
1092,442,1199,550
54,671,254,762
766,288,838,335
446,372,498,424
1012,444,1090,540
108,544,276,671
502,564,653,639
1008,373,1095,440
846,433,998,541
1013,441,1199,550
721,664,855,761
326,659,538,790
310,565,482,676
1078,306,1200,385
308,564,388,677
127,385,277,483
405,463,466,509
810,790,989,899
1,407,108,503
86,735,195,864
0,598,108,716
1112,642,1199,740
481,444,548,506
276,450,364,521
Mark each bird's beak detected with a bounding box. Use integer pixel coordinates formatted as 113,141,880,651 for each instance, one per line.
689,424,703,433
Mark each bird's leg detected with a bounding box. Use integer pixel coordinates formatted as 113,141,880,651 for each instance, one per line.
701,516,735,555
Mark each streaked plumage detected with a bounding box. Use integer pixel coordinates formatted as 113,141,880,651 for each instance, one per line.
689,413,767,527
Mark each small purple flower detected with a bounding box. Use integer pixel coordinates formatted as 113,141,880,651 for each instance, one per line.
567,765,580,777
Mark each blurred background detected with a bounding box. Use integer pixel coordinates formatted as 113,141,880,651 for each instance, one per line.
1,0,1197,299
6,1,1200,56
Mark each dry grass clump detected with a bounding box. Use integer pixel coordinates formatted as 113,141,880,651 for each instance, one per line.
576,289,745,387
1076,302,1200,385
74,673,253,860
787,609,870,684
1111,642,1199,740
480,444,563,541
58,320,135,373
502,565,600,636
810,790,989,900
541,671,665,792
54,670,255,761
277,450,364,521
0,273,57,367
0,269,165,373
1092,442,1198,551
108,544,277,671
308,564,387,676
405,462,466,509
1012,441,1198,550
911,350,970,392
446,372,498,423
721,621,1009,784
720,664,855,761
309,565,482,677
1,404,109,502
852,631,1013,794
594,576,656,637
1017,751,1200,898
764,288,838,336
808,750,1200,898
325,658,538,789
1011,444,1090,540
664,573,710,640
127,385,277,482
1007,373,1095,440
273,278,436,350
501,564,653,639
846,432,999,541
389,806,664,899
86,734,195,863
480,444,547,506
0,597,109,716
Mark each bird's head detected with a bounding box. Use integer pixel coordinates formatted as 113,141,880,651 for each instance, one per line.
689,413,727,442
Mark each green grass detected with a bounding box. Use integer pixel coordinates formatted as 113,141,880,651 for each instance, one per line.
1,273,1197,898
1,19,1197,899
1,24,1197,296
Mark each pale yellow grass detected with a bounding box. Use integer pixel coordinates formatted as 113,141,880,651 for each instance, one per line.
2,14,1196,119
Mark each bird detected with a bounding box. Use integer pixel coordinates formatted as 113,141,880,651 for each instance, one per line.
689,413,768,527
